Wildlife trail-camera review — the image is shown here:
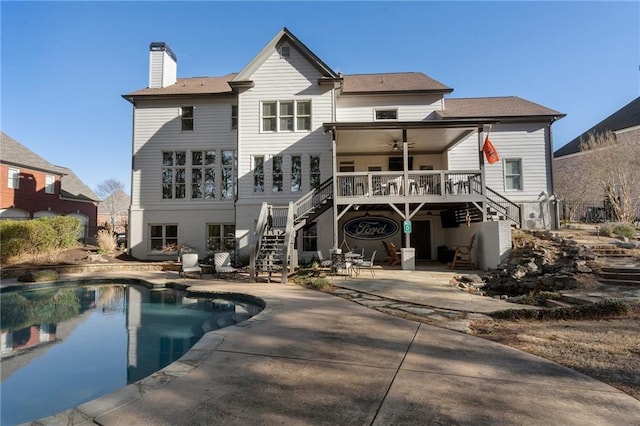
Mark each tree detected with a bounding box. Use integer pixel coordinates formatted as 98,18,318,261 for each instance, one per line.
578,131,640,223
95,179,128,229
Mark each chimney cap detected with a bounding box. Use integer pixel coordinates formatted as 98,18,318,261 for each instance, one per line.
149,42,177,63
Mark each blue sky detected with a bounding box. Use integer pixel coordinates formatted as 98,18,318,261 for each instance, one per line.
2,1,638,195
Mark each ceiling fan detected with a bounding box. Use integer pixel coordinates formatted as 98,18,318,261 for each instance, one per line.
385,140,415,152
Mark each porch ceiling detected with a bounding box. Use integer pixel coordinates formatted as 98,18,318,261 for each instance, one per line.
324,119,498,155
335,127,476,154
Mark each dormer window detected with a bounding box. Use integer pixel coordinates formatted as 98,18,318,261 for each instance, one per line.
375,109,398,120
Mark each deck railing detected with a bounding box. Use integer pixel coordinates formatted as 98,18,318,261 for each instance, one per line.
335,170,482,198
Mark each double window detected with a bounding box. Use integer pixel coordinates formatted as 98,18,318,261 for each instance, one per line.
207,224,236,251
504,159,523,191
162,149,236,200
261,100,311,132
150,224,177,251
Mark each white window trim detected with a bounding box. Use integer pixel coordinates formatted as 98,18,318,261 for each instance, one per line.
8,167,19,189
261,100,312,133
374,108,398,121
503,158,523,191
181,106,194,131
149,223,178,253
45,174,55,194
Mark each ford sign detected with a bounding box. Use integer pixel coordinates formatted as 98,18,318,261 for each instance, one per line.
344,216,399,240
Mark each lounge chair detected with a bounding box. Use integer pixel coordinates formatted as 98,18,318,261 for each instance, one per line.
180,253,202,279
214,251,237,279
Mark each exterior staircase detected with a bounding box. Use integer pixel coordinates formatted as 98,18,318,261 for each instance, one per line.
255,228,286,282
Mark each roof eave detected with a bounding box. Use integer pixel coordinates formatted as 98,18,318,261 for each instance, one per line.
323,119,499,131
122,91,236,103
341,88,453,96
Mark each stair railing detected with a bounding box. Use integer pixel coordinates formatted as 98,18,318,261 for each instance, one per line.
293,178,334,227
468,176,522,227
485,186,522,227
281,201,296,284
250,202,270,281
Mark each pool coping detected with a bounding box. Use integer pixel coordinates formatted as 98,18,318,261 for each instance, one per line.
8,277,269,426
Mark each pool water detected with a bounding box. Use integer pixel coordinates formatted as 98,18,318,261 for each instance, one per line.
0,284,262,425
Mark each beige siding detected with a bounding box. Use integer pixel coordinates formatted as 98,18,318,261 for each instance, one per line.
336,94,443,122
237,41,334,204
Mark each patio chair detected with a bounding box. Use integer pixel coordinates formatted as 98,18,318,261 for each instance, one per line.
384,242,401,266
331,253,353,279
214,251,237,279
316,251,333,269
450,234,476,270
356,250,377,277
180,253,202,279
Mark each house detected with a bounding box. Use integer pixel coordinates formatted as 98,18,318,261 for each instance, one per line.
553,97,640,220
97,189,130,233
0,132,99,240
122,28,564,276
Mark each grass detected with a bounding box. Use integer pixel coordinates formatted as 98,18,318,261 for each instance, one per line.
471,302,640,400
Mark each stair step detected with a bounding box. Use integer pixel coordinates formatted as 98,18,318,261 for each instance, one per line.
546,299,575,308
599,272,640,281
597,278,640,287
558,294,602,305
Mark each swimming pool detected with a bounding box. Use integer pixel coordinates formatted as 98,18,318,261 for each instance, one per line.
0,283,263,425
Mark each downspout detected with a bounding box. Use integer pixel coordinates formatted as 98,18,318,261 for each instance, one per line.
331,127,339,249
478,126,487,222
547,116,560,229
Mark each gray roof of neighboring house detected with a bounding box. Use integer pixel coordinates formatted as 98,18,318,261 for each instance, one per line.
437,96,565,120
0,132,99,202
341,72,452,94
554,96,640,158
97,189,130,215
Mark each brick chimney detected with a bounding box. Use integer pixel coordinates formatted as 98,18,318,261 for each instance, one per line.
149,42,177,88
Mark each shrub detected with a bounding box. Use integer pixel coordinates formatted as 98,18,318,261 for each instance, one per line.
611,223,635,239
47,216,82,249
96,229,118,254
490,299,630,321
0,217,82,263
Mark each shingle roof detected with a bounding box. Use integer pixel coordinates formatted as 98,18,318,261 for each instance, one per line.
123,73,237,99
0,132,99,202
554,96,640,158
1,132,66,174
437,96,565,119
342,72,452,94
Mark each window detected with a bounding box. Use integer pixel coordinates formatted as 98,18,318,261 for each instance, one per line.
280,101,294,131
310,155,321,190
272,156,283,192
207,224,236,251
302,223,318,252
162,151,186,199
281,46,291,58
375,109,397,120
221,150,236,199
261,100,311,132
8,167,19,189
191,151,215,199
231,105,238,130
339,161,354,173
45,175,55,194
150,224,177,251
297,101,311,130
388,157,413,171
504,159,522,190
262,102,277,131
181,106,194,131
291,155,302,192
368,166,382,172
254,156,265,192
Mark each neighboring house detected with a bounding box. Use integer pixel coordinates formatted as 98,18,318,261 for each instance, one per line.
553,97,640,216
97,189,130,233
0,132,99,240
122,28,564,271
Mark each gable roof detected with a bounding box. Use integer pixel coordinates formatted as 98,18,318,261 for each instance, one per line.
1,132,66,174
231,27,340,84
554,96,640,158
123,74,236,102
0,132,99,202
341,72,452,94
437,96,565,121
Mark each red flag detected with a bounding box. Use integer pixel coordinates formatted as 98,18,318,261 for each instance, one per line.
482,136,500,164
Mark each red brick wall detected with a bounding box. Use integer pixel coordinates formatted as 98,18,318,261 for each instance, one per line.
0,164,97,226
